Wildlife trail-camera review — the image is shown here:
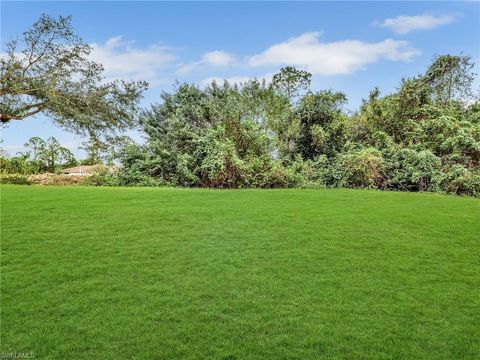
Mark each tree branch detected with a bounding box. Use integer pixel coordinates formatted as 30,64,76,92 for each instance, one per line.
0,104,45,122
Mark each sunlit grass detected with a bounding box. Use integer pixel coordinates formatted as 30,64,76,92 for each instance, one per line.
1,185,479,359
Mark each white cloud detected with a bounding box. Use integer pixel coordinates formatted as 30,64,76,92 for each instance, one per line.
377,13,459,34
202,50,235,66
90,36,177,86
177,50,235,75
200,74,272,87
248,32,420,75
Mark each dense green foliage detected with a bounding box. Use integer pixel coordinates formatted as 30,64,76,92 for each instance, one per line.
113,55,479,196
1,17,478,196
2,186,479,359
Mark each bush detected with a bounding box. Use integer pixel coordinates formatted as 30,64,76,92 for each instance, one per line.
386,148,442,192
441,165,480,197
0,174,32,185
0,173,89,186
334,147,385,188
311,155,334,187
194,127,245,188
82,170,120,186
29,174,85,185
84,169,166,187
282,156,319,188
117,172,164,187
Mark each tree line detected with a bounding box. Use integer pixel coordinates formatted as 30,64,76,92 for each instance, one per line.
1,15,479,196
0,136,122,174
107,59,479,196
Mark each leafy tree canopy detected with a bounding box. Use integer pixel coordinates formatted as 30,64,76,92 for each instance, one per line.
0,14,148,138
424,54,475,103
272,66,311,101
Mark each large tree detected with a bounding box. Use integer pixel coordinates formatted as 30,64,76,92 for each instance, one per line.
423,54,475,103
24,136,46,161
37,136,74,172
0,14,147,137
79,137,111,165
272,66,311,102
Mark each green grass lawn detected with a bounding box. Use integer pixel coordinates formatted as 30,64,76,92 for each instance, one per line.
1,185,479,359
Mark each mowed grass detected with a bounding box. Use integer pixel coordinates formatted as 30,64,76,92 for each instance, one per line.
1,185,479,359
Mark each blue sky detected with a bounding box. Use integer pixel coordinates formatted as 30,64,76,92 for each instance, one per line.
1,1,479,157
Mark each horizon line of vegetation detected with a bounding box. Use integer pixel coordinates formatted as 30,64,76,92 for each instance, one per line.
1,14,479,197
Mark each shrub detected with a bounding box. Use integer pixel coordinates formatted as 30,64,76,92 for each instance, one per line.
441,164,480,197
386,148,442,192
311,155,334,187
28,174,85,185
283,155,319,188
83,170,120,186
116,173,164,187
194,127,245,188
0,174,32,185
334,147,385,188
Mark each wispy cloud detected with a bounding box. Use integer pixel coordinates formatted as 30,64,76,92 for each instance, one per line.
376,13,459,34
89,31,422,87
248,32,420,75
89,36,177,86
177,50,235,76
